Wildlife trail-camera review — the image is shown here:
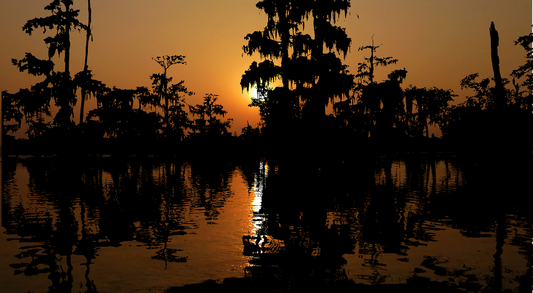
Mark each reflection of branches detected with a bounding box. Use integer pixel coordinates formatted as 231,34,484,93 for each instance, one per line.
151,202,188,268
152,247,187,266
361,243,386,277
251,155,482,288
138,161,189,268
75,193,99,293
7,197,77,292
4,157,200,292
10,246,51,276
189,160,233,221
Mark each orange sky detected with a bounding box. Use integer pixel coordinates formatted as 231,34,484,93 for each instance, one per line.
0,0,531,137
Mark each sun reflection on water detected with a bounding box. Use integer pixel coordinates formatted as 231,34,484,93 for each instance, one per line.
250,161,268,235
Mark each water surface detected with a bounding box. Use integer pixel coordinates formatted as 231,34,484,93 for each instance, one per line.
1,155,531,292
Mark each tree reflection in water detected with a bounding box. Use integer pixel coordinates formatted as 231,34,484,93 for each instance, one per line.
0,154,531,292
239,153,531,292
1,156,238,292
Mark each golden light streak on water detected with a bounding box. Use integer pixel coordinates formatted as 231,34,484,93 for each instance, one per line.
249,161,268,243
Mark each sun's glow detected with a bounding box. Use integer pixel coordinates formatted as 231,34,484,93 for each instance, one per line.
248,87,259,101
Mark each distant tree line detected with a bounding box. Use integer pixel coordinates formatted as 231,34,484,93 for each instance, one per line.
2,0,237,156
241,0,532,155
2,0,531,156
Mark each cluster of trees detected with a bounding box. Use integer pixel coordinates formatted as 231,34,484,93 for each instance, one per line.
241,0,354,143
2,0,531,155
241,1,532,152
2,0,234,155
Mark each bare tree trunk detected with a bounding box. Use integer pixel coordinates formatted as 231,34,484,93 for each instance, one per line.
57,0,73,127
493,212,506,292
369,38,375,84
163,66,169,130
490,22,505,109
279,5,290,90
312,12,328,120
65,1,71,77
80,0,92,124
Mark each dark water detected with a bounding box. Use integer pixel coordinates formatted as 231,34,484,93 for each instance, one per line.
1,154,531,293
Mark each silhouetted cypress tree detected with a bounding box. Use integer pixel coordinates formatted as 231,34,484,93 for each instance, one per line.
347,39,401,139
241,0,354,139
510,29,533,110
150,55,192,140
1,91,25,137
151,56,186,128
13,0,88,127
404,86,455,138
189,94,232,137
355,36,398,86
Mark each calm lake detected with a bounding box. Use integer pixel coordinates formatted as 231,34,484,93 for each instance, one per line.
1,154,531,293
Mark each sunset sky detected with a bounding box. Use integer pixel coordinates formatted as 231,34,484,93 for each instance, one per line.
0,0,531,137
